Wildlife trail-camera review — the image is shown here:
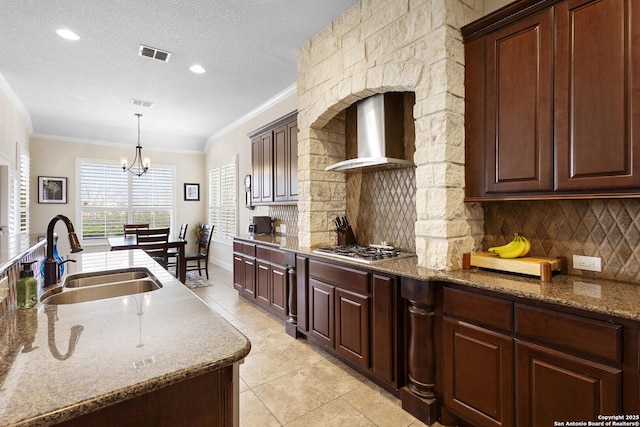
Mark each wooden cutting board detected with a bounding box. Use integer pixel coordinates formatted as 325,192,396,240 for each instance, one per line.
462,252,566,282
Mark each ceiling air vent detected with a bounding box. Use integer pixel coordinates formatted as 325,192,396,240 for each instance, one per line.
131,99,154,108
138,45,171,62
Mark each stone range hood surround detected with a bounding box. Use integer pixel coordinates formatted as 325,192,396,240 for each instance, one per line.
325,93,414,172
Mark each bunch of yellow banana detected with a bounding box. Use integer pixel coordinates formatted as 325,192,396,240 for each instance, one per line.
488,233,531,259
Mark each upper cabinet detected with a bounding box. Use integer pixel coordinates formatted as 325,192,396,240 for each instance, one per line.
463,0,640,200
249,111,298,205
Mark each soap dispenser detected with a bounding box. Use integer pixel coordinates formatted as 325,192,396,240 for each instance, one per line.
17,261,38,309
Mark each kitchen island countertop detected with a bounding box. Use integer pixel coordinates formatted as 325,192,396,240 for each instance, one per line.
0,249,250,426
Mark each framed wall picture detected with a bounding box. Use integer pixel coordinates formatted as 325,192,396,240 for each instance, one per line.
38,176,67,204
184,183,200,201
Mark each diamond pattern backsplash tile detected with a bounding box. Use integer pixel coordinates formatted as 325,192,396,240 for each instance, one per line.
346,168,417,252
483,199,640,282
269,205,298,236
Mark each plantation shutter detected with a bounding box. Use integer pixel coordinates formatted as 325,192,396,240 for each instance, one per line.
131,167,174,228
19,152,29,233
80,163,128,239
208,160,236,239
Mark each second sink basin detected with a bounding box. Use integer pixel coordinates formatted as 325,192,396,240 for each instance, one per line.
63,268,152,288
41,267,163,305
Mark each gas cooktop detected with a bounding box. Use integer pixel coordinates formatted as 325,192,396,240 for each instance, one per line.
313,244,415,264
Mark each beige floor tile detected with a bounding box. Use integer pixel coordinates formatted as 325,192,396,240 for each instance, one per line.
240,347,300,388
285,398,376,427
274,338,328,368
342,382,419,427
252,369,339,425
239,377,249,393
239,390,281,427
300,358,366,396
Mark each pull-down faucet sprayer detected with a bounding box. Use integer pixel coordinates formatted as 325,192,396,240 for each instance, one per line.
43,215,83,287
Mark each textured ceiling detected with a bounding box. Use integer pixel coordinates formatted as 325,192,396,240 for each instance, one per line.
0,0,358,152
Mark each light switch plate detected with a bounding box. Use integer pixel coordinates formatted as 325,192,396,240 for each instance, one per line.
573,255,602,272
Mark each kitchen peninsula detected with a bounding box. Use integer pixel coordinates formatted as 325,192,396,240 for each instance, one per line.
0,249,250,427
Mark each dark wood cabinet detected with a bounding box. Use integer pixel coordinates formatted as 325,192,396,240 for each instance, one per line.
516,340,621,426
251,132,272,204
463,0,640,200
554,0,640,191
484,8,554,194
306,258,399,390
233,239,289,320
273,120,298,203
443,318,514,427
442,288,515,427
249,111,298,205
441,287,624,426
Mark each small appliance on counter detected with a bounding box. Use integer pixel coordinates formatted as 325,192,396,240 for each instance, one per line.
249,216,274,235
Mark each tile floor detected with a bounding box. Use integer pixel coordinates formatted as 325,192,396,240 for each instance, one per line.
190,264,433,427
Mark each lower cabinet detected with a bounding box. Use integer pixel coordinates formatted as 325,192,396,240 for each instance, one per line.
515,340,621,426
307,259,398,390
442,287,624,427
443,318,514,427
233,239,289,320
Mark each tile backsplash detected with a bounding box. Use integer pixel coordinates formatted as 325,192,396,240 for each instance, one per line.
483,199,640,282
268,205,298,236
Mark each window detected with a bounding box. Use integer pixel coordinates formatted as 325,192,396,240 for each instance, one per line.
208,159,236,239
19,152,30,233
79,161,175,240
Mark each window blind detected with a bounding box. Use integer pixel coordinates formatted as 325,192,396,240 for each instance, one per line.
19,152,29,233
208,160,236,239
79,162,174,239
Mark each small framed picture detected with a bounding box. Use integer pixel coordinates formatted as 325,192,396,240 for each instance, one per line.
38,176,67,204
184,183,200,201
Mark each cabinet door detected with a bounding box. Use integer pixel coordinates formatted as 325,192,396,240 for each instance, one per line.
335,288,370,370
287,121,298,200
484,8,554,193
242,257,255,299
443,318,514,427
251,136,263,204
555,0,640,190
273,124,288,202
260,132,273,202
256,260,270,308
309,278,334,348
516,340,621,425
232,253,244,291
270,264,288,317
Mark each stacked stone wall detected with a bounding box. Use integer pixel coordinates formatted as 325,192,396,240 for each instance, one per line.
297,0,485,269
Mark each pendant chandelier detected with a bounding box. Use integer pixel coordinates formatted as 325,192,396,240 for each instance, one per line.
121,113,150,177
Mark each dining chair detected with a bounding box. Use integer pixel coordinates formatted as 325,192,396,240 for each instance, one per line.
124,223,149,237
135,227,170,268
167,223,188,269
185,224,214,279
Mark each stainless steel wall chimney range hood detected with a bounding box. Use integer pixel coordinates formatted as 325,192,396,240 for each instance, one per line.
326,92,414,172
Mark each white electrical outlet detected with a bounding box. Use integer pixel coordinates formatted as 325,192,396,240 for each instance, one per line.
573,255,602,272
280,224,286,234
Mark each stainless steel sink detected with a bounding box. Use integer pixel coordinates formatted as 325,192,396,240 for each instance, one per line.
41,268,163,305
63,268,151,288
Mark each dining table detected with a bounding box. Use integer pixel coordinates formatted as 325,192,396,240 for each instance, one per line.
108,235,187,283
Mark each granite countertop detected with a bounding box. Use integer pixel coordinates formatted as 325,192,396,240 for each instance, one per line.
0,249,251,427
234,236,640,323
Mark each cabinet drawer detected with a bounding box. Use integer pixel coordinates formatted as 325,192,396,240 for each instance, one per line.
443,287,513,332
233,241,242,252
515,304,621,363
242,243,256,257
309,260,368,294
270,248,286,266
256,245,271,261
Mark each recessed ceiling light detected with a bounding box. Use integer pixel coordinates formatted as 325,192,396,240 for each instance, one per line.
189,65,206,74
56,29,80,41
